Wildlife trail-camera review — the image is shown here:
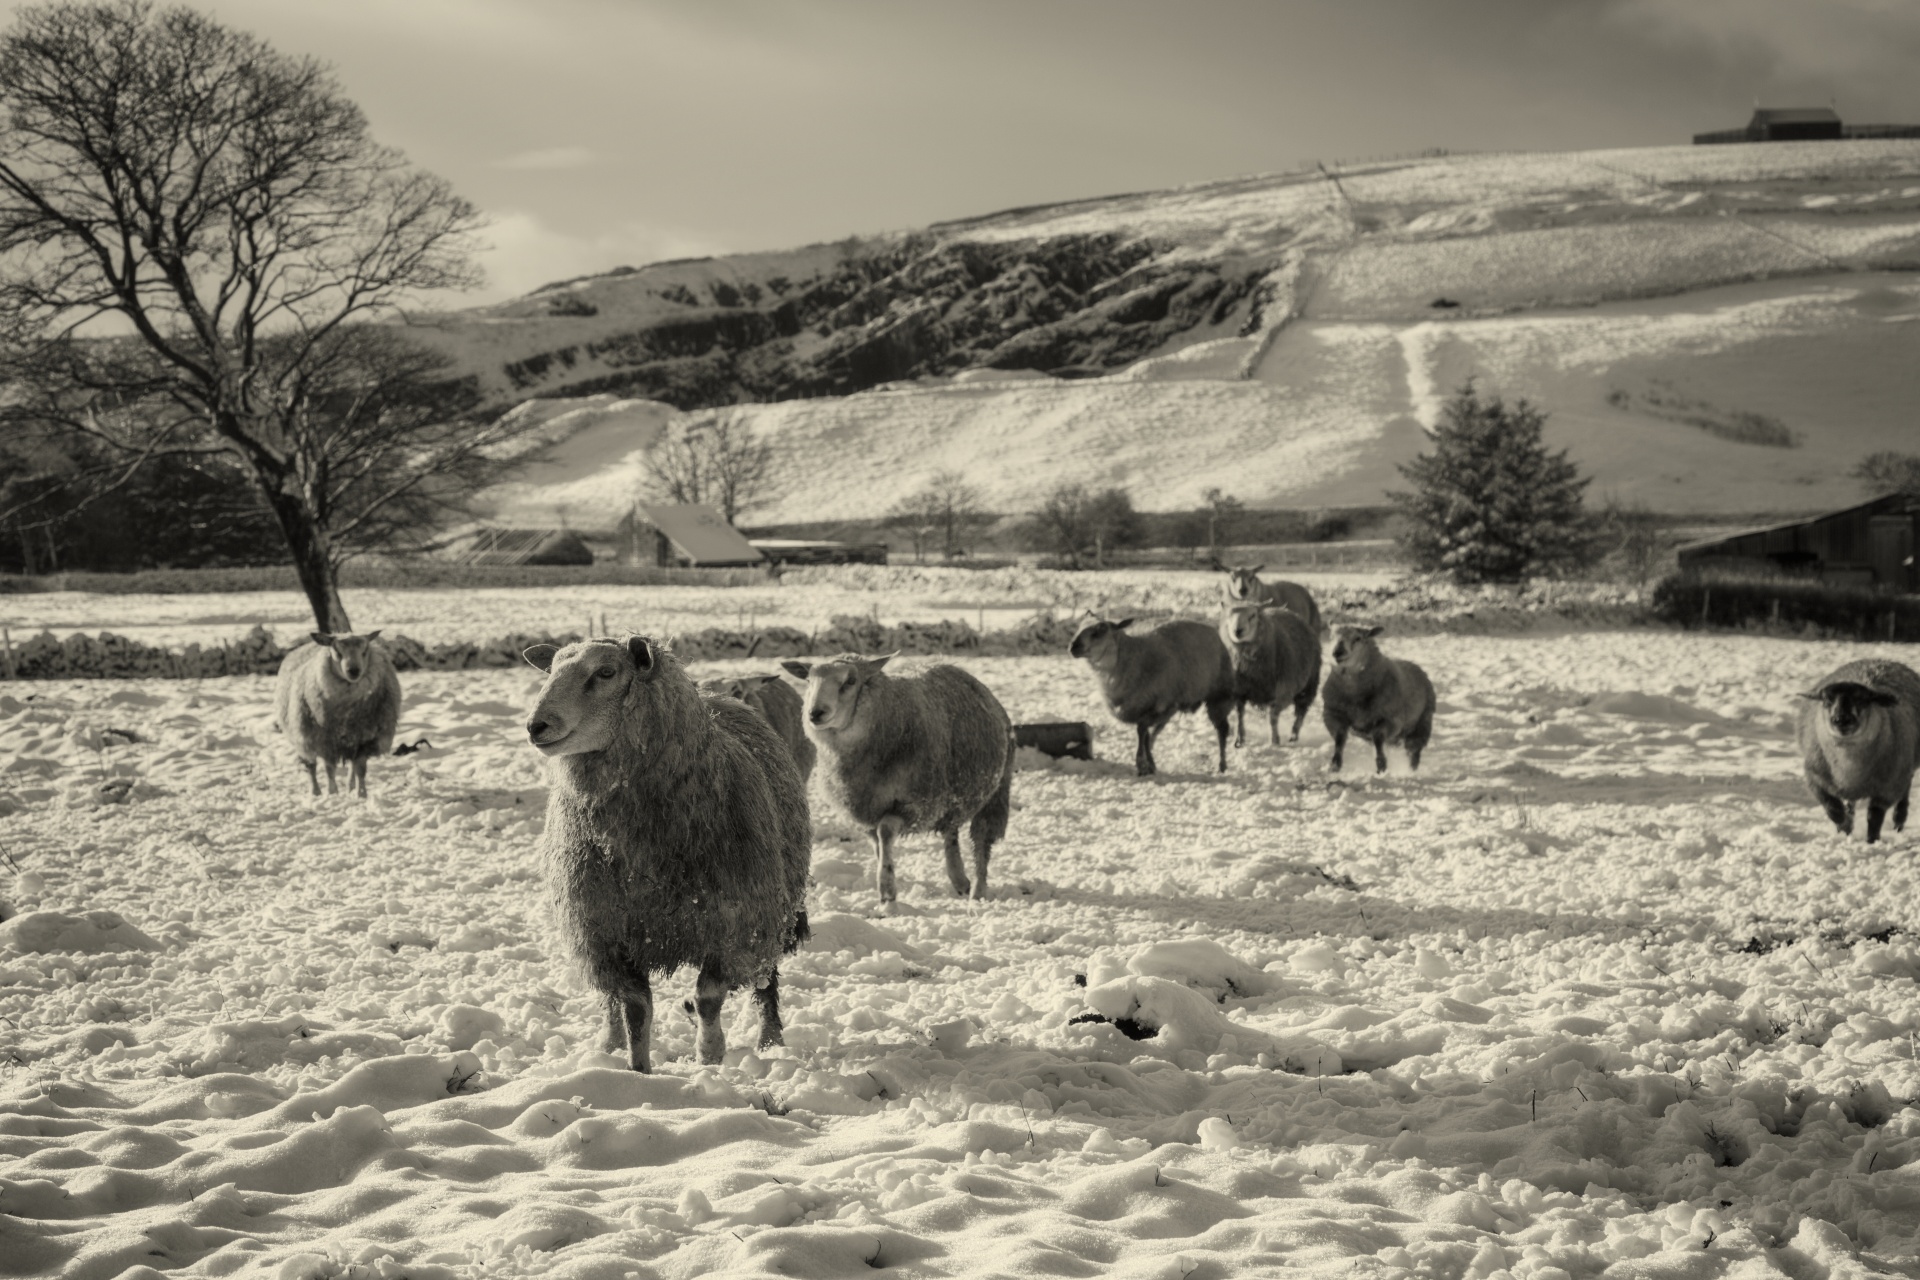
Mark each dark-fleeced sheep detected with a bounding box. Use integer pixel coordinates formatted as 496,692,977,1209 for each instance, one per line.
1223,565,1324,636
525,637,811,1072
1322,625,1435,775
1219,602,1322,748
780,654,1012,905
273,631,401,798
699,674,816,783
1797,658,1920,844
1069,616,1234,777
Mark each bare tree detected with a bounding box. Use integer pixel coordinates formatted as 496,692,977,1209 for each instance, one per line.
1200,486,1243,561
886,488,942,563
887,469,988,562
644,407,776,525
0,1,509,629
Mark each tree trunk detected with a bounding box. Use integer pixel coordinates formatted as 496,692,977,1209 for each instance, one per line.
258,480,352,632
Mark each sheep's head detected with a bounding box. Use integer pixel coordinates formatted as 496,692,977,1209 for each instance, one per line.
1224,566,1265,601
781,653,892,734
312,631,382,682
1220,603,1269,649
524,636,666,756
1801,680,1899,738
1068,617,1132,670
1330,625,1384,669
700,674,778,704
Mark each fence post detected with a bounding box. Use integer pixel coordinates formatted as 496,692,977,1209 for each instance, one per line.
1,626,13,680
1701,587,1711,626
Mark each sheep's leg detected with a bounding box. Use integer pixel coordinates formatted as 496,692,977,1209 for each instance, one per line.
1288,691,1312,744
351,755,368,799
301,759,319,797
1812,786,1851,834
940,826,972,897
872,817,902,904
1406,727,1430,773
621,976,654,1073
753,970,785,1049
602,994,625,1054
967,772,1009,900
1233,699,1246,749
1894,791,1910,833
1865,798,1890,845
1372,732,1389,775
693,962,729,1065
1328,725,1347,772
322,759,338,796
1268,700,1282,747
1204,699,1231,774
1134,722,1156,776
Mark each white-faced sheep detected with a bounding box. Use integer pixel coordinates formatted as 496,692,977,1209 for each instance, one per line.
525,637,811,1072
1218,602,1322,748
1069,616,1234,776
273,631,401,798
1322,625,1435,774
1222,565,1324,636
699,674,816,783
1797,658,1920,844
780,654,1012,905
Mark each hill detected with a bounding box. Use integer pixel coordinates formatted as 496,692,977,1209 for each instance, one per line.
425,141,1920,526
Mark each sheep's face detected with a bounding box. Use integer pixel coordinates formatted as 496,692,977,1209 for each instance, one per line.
1068,618,1133,670
312,631,382,683
781,655,890,734
1806,680,1899,739
699,676,753,702
1224,566,1265,601
1221,604,1267,649
524,638,655,756
1330,625,1384,669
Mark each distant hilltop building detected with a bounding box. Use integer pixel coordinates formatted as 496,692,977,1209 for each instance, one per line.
1695,107,1920,145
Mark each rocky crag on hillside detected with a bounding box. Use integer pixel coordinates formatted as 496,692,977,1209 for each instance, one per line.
475,233,1285,409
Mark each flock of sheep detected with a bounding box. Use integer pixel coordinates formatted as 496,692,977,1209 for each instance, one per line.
269,566,1920,1073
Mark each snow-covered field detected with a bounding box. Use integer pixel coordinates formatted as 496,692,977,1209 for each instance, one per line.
5,627,1920,1279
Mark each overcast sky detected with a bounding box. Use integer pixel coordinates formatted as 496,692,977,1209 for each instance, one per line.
10,0,1915,303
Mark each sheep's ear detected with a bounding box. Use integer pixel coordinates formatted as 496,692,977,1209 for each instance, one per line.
311,631,334,647
1362,625,1384,638
523,644,558,672
858,652,896,677
780,660,812,680
626,636,655,672
1249,564,1264,575
1868,689,1900,707
743,674,779,688
1792,690,1820,701
365,629,382,642
1114,617,1135,631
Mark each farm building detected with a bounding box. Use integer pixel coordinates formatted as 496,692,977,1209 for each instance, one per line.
1676,493,1919,591
748,537,889,567
441,527,594,566
617,503,765,568
1694,108,1920,144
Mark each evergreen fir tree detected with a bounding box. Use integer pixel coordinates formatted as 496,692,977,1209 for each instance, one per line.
1391,383,1597,583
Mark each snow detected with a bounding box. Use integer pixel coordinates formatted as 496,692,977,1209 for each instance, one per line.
6,618,1920,1276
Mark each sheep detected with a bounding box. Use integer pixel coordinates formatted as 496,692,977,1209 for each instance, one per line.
1218,602,1322,748
524,636,811,1072
1222,565,1324,636
779,653,1012,905
1069,616,1234,776
698,674,816,783
1321,625,1435,774
273,631,401,798
1796,658,1920,844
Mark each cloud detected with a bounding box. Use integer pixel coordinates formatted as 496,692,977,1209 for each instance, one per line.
491,145,595,171
1606,0,1920,93
461,211,725,304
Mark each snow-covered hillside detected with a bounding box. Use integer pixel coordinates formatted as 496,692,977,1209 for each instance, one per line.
5,627,1920,1277
443,142,1920,525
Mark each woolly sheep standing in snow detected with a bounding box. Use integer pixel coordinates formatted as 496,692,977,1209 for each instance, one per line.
1797,658,1920,845
525,636,811,1072
698,674,816,783
1222,565,1324,636
780,653,1012,905
1321,625,1435,775
1069,616,1234,776
1218,602,1322,748
273,631,401,798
